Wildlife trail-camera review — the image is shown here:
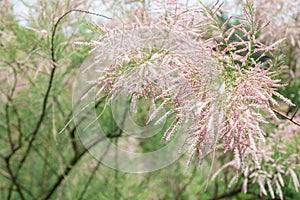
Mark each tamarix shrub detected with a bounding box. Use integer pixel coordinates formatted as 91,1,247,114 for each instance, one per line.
81,0,300,199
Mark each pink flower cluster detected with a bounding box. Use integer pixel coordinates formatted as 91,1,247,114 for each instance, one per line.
83,1,298,198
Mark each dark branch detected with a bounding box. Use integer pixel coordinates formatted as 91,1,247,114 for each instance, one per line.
273,108,300,127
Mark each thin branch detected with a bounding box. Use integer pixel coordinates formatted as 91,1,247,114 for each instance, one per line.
272,108,300,127
5,158,25,200
291,105,300,120
5,65,17,151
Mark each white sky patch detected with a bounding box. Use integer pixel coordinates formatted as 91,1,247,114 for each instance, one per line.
10,0,245,27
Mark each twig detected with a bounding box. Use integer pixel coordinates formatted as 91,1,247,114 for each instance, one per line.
291,105,300,120
272,108,300,127
5,158,25,200
5,65,17,151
